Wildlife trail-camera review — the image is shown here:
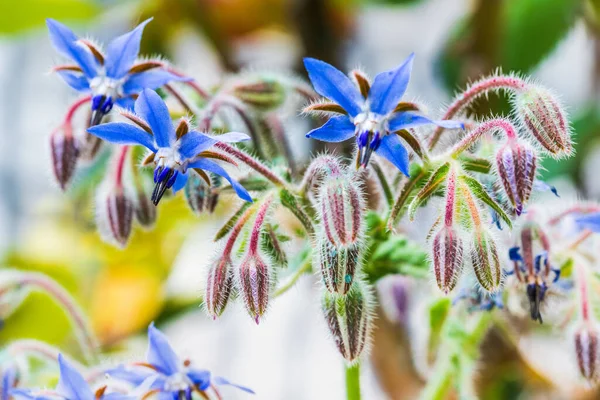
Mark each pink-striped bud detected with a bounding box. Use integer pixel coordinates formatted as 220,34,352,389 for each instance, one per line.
204,255,234,319
317,234,361,295
496,139,537,215
239,252,272,324
96,187,134,248
574,325,600,381
322,281,372,363
432,226,464,294
514,85,572,157
50,127,79,190
318,176,364,247
470,228,502,292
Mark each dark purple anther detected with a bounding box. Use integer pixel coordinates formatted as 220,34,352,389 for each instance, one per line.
166,170,178,188
153,166,163,183
158,166,171,183
357,131,369,148
101,96,114,114
369,131,381,150
91,94,104,111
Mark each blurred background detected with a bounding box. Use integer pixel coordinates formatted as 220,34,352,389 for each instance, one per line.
0,0,599,398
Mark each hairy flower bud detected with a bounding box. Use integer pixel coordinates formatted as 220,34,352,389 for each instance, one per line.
514,85,572,157
96,187,134,248
204,255,235,319
496,139,537,215
322,281,372,363
317,234,361,295
133,183,156,228
574,325,600,381
239,252,272,324
318,175,364,247
233,79,286,111
184,174,219,215
470,228,502,292
50,127,79,190
432,226,464,294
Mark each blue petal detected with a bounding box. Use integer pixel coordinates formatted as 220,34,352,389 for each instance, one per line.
9,389,52,400
303,58,364,117
375,134,410,176
105,18,153,79
368,53,414,115
388,111,464,132
147,322,181,376
2,368,16,400
56,70,90,92
88,123,157,151
533,180,559,197
188,159,252,202
56,354,94,400
135,89,174,148
178,131,218,159
172,171,189,192
46,19,98,79
305,115,355,143
574,213,600,233
186,369,211,391
123,69,191,95
213,376,255,394
115,96,136,111
106,365,156,387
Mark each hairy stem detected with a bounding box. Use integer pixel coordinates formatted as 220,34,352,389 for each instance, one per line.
448,118,517,157
274,256,312,297
429,76,527,150
370,160,394,208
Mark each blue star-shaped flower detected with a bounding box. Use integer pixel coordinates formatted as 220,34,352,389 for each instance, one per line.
10,354,130,400
303,54,464,175
88,89,252,205
108,323,254,399
47,18,189,125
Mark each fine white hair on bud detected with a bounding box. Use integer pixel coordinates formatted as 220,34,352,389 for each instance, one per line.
317,232,362,295
321,279,374,363
431,226,464,295
50,127,79,191
513,84,572,158
495,138,537,216
95,183,134,249
470,227,503,293
574,324,600,382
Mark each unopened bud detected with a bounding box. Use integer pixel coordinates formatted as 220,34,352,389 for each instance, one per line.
50,127,79,190
496,139,537,215
317,235,361,295
514,85,572,157
239,252,272,324
318,175,364,247
96,187,134,248
184,174,220,215
233,79,286,111
574,325,600,381
322,281,372,363
470,228,502,292
432,226,464,294
204,255,235,319
133,185,156,228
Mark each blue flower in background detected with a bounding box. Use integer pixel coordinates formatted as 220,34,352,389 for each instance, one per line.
108,323,254,399
10,354,129,400
303,54,464,175
88,89,252,205
1,367,17,400
47,18,189,125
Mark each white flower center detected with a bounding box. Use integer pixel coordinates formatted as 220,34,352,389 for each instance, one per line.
156,144,186,172
353,112,388,135
89,71,125,99
164,372,192,392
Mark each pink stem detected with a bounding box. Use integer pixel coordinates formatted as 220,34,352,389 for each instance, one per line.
248,196,274,252
429,76,527,150
223,205,257,256
61,95,92,138
444,169,456,227
165,67,210,100
449,118,518,157
215,142,288,187
575,262,591,322
548,205,600,225
114,146,130,189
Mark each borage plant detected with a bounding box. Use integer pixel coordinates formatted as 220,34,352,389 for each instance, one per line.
1,15,597,400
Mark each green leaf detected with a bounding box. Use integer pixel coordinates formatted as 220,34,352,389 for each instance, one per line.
213,202,252,241
427,297,452,361
501,0,581,72
459,155,492,174
407,162,450,220
460,174,512,229
0,0,100,35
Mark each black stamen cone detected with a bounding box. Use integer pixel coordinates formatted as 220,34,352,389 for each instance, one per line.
151,169,175,206
526,283,544,324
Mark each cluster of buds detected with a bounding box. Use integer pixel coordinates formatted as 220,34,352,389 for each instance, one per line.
310,158,373,362
204,196,276,324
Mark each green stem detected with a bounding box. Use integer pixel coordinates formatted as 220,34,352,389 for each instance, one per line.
345,363,361,400
370,160,394,208
274,256,312,297
419,358,454,400
387,169,426,230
